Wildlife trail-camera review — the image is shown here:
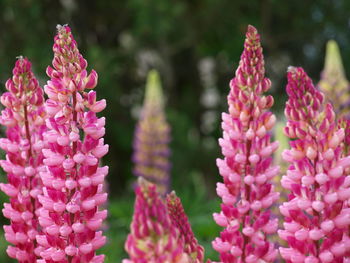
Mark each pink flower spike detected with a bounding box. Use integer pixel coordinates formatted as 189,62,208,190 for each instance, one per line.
279,66,350,262
124,179,190,262
212,25,279,263
37,25,108,262
167,191,205,262
0,57,46,262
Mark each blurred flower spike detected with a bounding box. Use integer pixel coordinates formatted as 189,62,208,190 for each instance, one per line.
132,70,171,195
318,40,350,118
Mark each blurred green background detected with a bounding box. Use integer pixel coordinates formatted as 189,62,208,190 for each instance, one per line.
1,0,350,262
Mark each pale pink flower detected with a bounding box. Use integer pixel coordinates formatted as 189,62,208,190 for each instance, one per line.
0,57,46,262
36,25,108,262
212,25,279,263
279,67,350,262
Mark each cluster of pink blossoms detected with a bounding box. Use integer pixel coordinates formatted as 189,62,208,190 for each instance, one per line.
123,179,191,263
212,25,280,262
0,57,46,262
167,192,204,263
0,25,109,262
279,67,350,263
34,25,109,262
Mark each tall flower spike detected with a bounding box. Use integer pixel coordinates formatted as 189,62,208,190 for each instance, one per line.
0,57,46,262
132,70,171,195
212,25,279,263
123,178,190,263
167,191,204,263
36,25,108,262
318,40,350,117
279,67,350,263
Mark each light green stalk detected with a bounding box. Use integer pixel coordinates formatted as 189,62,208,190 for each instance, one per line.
318,40,350,117
144,70,164,111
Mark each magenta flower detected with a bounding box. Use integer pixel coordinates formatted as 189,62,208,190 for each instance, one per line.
279,67,350,263
123,179,190,263
212,25,279,263
167,191,204,263
0,57,46,262
36,25,108,262
132,70,171,195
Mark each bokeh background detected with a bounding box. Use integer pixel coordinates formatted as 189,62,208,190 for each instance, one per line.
1,0,350,262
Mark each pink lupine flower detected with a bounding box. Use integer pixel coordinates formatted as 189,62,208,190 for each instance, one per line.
36,25,108,262
279,67,350,263
212,25,279,263
132,70,171,195
124,178,190,263
167,191,204,263
0,57,46,262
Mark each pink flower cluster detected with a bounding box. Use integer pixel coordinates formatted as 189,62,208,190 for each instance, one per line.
123,179,191,263
0,25,108,263
167,191,204,263
212,25,280,263
0,57,46,262
35,25,108,262
279,67,350,263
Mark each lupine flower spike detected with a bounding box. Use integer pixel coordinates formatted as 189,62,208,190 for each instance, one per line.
132,70,171,195
123,178,189,263
212,25,279,263
318,40,350,117
36,25,108,262
279,67,350,263
0,57,46,262
167,191,204,263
